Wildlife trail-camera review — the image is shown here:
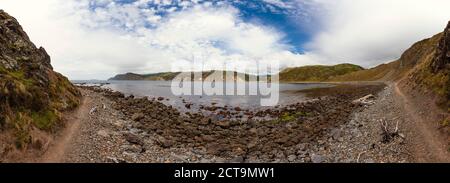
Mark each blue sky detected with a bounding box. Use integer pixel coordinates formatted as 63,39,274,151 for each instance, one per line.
1,0,450,80
87,0,319,53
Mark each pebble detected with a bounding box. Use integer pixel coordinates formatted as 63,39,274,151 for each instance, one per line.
311,154,325,163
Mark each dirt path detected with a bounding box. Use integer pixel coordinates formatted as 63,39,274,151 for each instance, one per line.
39,97,90,163
394,82,450,162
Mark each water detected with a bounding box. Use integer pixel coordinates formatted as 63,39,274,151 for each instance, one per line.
72,80,332,109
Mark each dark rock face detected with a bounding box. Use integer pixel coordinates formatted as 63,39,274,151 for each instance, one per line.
0,10,80,147
431,21,450,73
432,21,450,103
431,21,450,105
0,11,52,71
403,20,450,109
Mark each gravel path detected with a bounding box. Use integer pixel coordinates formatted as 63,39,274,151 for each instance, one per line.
321,83,410,163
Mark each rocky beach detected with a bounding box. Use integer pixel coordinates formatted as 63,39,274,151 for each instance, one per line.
39,82,414,163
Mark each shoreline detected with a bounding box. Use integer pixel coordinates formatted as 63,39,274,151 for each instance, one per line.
4,81,447,163
59,83,402,163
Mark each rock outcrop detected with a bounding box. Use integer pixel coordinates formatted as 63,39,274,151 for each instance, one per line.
407,21,450,109
0,10,80,147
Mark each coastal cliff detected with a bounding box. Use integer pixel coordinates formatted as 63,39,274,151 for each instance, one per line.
0,10,80,149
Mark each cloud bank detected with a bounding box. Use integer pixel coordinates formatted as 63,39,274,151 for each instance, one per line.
307,0,450,67
1,0,449,79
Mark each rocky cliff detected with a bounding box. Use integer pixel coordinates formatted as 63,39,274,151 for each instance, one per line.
0,10,80,147
406,21,450,109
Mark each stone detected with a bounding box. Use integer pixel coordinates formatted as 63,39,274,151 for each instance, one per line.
207,143,224,155
121,144,143,153
112,121,124,129
296,143,307,151
157,136,173,148
288,155,297,162
330,128,342,140
199,118,211,125
170,153,189,163
216,121,230,128
201,135,214,142
124,133,144,145
311,154,325,163
228,156,245,163
97,130,109,138
89,107,97,115
106,157,127,163
131,112,145,121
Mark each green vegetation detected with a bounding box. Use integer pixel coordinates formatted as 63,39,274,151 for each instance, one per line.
0,66,80,148
0,10,82,150
13,113,32,148
442,118,449,127
279,111,312,122
142,72,181,81
330,33,443,82
279,63,364,82
31,110,59,130
280,112,296,122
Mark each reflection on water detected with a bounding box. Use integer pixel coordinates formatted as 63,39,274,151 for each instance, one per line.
76,80,332,109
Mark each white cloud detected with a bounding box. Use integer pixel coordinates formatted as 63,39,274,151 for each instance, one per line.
1,0,449,80
262,0,293,9
0,0,314,79
305,0,450,67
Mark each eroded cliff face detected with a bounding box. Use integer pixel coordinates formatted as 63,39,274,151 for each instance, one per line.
431,21,450,74
0,10,80,147
407,21,450,109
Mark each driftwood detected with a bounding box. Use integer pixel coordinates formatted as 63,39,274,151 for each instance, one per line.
380,119,399,143
352,94,376,106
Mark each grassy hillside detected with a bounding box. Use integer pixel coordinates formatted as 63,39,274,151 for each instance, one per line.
141,72,181,81
279,63,364,82
0,10,81,148
329,21,449,110
406,22,449,110
330,33,443,82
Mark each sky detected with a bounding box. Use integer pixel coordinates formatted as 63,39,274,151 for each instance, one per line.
1,0,450,80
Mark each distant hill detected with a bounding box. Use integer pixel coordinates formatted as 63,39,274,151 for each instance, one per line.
279,63,364,82
109,73,147,80
109,71,261,82
110,64,363,82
